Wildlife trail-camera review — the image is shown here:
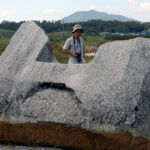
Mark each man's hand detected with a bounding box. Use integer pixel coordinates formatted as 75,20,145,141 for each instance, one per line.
62,49,77,58
71,52,77,58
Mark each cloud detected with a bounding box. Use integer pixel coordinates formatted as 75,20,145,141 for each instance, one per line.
122,0,150,21
128,0,150,11
43,9,57,15
140,2,150,11
89,5,96,10
128,0,138,8
0,10,13,17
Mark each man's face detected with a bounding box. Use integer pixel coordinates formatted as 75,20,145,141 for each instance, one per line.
74,30,82,38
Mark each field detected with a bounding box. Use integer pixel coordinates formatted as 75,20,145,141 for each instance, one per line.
0,28,14,33
1,32,150,64
0,38,10,55
48,34,111,63
0,29,14,40
0,33,111,63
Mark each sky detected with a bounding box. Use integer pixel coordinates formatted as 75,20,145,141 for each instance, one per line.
0,0,150,22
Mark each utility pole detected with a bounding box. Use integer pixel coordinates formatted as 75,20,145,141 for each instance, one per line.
62,20,65,46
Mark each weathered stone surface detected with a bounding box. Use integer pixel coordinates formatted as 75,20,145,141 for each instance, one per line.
1,21,150,138
0,145,64,150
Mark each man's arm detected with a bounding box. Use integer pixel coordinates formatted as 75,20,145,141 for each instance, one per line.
81,38,86,56
62,49,77,58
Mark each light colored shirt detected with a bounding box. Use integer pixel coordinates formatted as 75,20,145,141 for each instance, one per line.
63,36,86,64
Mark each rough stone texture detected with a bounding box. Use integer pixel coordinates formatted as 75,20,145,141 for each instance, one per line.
1,21,150,138
0,145,64,150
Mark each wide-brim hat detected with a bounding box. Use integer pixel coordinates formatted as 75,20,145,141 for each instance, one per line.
72,24,83,33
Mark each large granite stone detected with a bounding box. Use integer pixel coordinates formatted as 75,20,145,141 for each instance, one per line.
1,21,150,138
0,145,64,150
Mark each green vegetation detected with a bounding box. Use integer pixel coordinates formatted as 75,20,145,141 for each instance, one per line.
84,36,111,48
0,21,23,31
0,28,14,39
0,20,150,63
1,33,150,64
84,55,95,63
0,28,14,33
0,38,9,45
48,34,111,63
47,31,71,37
0,38,10,55
0,34,109,63
104,34,150,40
0,20,150,35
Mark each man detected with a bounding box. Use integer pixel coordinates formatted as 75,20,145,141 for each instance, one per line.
62,24,86,64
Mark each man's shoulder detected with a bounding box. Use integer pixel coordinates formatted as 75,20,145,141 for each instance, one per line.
79,37,84,40
66,36,73,42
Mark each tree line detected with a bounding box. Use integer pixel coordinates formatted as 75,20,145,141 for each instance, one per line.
0,20,150,35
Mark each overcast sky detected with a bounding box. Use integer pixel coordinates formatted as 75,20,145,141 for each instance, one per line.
0,0,150,22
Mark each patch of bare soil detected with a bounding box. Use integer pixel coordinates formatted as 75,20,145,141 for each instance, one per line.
0,121,150,150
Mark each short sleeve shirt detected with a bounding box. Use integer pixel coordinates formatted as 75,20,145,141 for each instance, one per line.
63,36,86,54
63,36,86,64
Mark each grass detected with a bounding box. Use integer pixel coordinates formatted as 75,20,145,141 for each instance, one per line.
0,121,150,150
47,31,71,37
51,42,69,64
0,36,95,63
49,35,110,63
83,36,111,47
0,38,10,55
0,28,14,33
0,29,14,40
104,34,150,41
1,33,150,63
84,56,95,63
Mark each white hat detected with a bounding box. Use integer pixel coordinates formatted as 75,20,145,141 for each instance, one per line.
72,24,83,33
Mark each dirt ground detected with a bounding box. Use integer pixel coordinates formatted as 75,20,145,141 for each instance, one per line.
1,121,150,150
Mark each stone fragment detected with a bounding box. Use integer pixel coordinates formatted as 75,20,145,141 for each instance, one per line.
1,22,150,138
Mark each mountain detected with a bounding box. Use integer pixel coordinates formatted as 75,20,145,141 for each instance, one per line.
61,10,137,23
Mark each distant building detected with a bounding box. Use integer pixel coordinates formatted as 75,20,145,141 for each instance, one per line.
128,33,140,36
89,31,96,35
141,31,150,35
112,32,120,35
147,28,150,32
120,33,125,36
99,32,111,36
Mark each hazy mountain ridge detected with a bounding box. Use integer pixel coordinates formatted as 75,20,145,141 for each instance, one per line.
61,10,137,23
